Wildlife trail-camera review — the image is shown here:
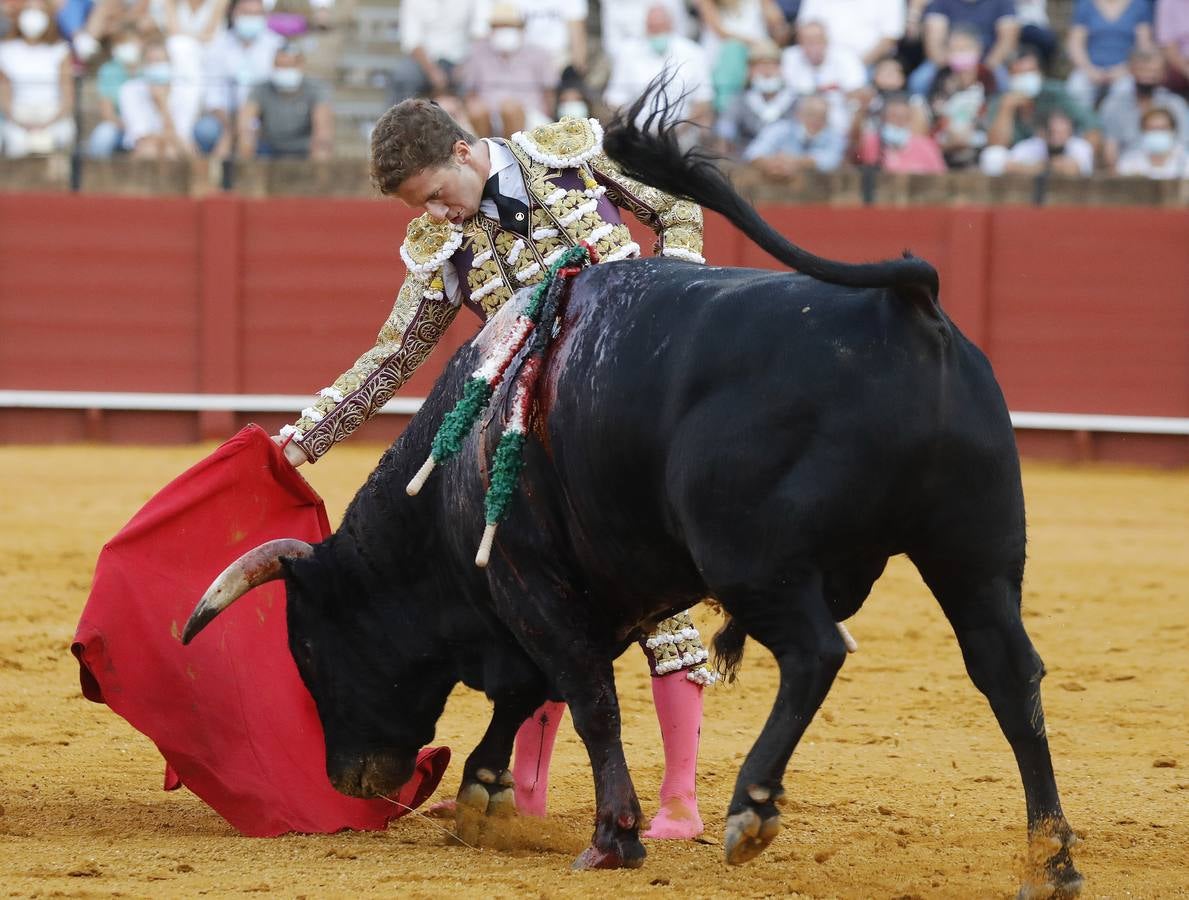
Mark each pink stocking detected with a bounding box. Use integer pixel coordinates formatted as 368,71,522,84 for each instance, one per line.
643,671,705,839
511,700,566,817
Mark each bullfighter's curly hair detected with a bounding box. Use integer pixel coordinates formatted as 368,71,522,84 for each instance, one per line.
370,99,477,196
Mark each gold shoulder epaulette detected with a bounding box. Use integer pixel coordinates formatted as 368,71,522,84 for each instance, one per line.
511,117,604,169
399,214,464,275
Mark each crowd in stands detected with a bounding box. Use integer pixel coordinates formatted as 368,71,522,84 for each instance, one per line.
0,0,1187,181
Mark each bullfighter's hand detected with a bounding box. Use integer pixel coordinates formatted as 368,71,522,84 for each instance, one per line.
271,433,308,468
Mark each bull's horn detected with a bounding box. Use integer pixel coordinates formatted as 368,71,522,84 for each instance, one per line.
181,539,314,644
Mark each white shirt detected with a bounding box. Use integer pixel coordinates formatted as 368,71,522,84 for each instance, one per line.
399,0,485,65
600,0,692,58
780,43,867,132
604,34,712,123
475,0,588,68
440,138,530,304
119,77,199,148
1008,135,1095,175
150,0,225,40
701,0,769,61
1116,145,1189,179
796,0,905,62
201,28,283,111
0,39,69,122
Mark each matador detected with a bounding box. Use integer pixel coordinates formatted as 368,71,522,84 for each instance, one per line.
274,99,713,839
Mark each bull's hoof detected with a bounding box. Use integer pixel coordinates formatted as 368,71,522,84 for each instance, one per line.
571,839,646,870
458,770,516,815
454,769,518,845
723,807,781,865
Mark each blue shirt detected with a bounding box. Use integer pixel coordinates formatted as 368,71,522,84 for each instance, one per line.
926,0,1017,56
743,119,846,172
1073,0,1154,68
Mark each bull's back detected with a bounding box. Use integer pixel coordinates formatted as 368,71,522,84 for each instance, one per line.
545,258,1018,572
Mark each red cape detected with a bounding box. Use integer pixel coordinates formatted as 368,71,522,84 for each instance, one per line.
71,425,450,837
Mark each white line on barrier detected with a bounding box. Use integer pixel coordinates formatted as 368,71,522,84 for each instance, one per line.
0,391,1186,435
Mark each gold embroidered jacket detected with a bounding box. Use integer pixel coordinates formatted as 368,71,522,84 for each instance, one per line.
280,116,704,464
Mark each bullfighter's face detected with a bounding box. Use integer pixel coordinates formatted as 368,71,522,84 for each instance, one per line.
396,140,487,227
282,558,455,799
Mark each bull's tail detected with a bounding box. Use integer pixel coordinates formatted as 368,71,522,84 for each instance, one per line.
712,613,747,683
601,75,941,314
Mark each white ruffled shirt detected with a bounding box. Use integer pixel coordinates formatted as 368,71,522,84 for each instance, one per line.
441,138,530,304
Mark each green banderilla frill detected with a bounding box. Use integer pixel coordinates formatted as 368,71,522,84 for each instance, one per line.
406,243,594,499
429,376,492,463
484,428,528,526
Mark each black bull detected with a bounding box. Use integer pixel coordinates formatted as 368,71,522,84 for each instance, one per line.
183,119,1082,895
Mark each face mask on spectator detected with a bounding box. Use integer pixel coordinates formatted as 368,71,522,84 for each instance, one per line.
1134,82,1157,99
948,50,979,72
234,14,267,41
881,123,911,148
490,27,522,53
270,66,303,90
648,35,671,56
1010,71,1043,98
113,42,141,66
752,75,784,94
1141,129,1175,156
144,62,172,85
557,100,589,118
18,7,50,40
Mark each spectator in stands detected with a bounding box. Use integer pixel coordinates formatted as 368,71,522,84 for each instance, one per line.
926,25,999,168
459,2,556,138
155,0,228,41
908,0,1018,96
70,0,151,51
87,20,142,156
855,91,947,173
600,0,691,64
1115,104,1189,174
1157,0,1189,97
850,56,927,137
236,42,331,159
1066,0,1155,110
795,0,905,67
482,0,588,74
716,40,795,154
193,0,281,156
985,46,1100,154
118,36,195,157
149,0,230,138
390,0,481,103
553,64,593,118
780,18,866,132
0,0,76,157
695,0,788,112
1099,46,1189,161
981,108,1096,174
1016,0,1058,69
603,3,713,140
743,92,846,174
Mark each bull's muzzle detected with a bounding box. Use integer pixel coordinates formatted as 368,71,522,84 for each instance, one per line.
329,751,416,799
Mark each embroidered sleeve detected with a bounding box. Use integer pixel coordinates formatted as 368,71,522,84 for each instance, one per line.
280,269,460,463
588,151,705,264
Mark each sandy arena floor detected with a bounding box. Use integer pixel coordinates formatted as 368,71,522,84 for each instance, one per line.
0,444,1185,899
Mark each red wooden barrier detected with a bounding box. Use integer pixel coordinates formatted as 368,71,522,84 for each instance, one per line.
1,193,1185,464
